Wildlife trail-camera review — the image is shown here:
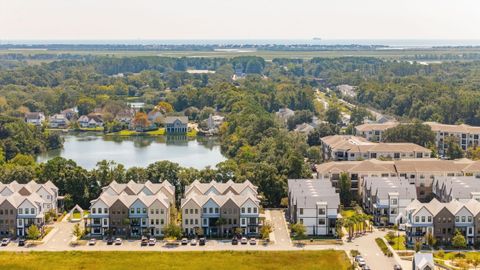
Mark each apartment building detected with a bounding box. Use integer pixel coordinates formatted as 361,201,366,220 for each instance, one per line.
355,121,480,155
181,180,260,237
432,176,480,203
0,180,59,237
88,180,174,237
354,121,399,142
287,179,340,236
404,198,480,245
315,158,480,199
360,177,417,225
320,135,431,161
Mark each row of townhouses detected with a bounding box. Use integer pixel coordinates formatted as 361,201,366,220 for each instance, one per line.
404,198,480,245
320,135,431,161
88,180,175,237
181,180,260,237
0,181,59,237
287,179,340,236
315,158,480,199
355,121,480,155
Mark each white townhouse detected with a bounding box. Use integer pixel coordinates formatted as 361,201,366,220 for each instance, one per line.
24,112,45,126
354,121,399,142
288,179,340,236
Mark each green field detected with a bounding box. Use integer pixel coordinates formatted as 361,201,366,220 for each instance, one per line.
3,48,480,60
0,250,351,270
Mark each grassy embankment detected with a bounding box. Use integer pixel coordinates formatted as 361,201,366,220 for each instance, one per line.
107,128,197,137
0,250,351,270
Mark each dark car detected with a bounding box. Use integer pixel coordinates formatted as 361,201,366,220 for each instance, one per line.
141,236,148,246
231,238,238,245
199,237,206,246
18,239,25,247
106,238,114,245
393,265,402,270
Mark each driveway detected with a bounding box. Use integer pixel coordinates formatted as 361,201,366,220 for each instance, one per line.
266,209,291,247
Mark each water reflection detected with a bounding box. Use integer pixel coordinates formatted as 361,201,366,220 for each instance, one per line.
37,132,226,170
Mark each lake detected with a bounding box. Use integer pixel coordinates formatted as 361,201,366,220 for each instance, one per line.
36,133,227,170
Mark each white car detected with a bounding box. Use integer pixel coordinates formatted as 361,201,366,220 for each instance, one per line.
1,238,10,246
240,237,248,245
88,239,96,246
181,238,189,245
190,239,197,246
114,238,122,245
249,238,257,245
148,238,156,246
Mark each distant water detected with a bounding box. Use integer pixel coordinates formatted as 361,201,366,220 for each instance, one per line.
3,39,480,49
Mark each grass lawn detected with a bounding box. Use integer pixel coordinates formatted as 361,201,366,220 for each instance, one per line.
0,250,351,270
146,128,165,136
385,233,406,250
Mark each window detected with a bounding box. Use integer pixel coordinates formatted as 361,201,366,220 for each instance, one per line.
136,208,141,214
151,209,155,214
185,219,189,225
391,199,398,205
456,216,459,222
130,208,134,214
209,208,213,214
253,207,257,214
156,219,159,225
195,219,198,225
415,216,419,222
215,208,219,214
468,216,473,222
25,208,29,215
462,216,466,222
299,208,303,215
184,209,188,214
299,219,303,224
318,218,326,225
247,207,251,214
241,207,245,213
104,208,108,214
241,218,246,225
31,208,35,214
143,208,147,214
319,208,325,215
161,219,164,225
190,209,193,214
160,209,164,214
92,208,96,214
98,208,102,214
428,216,432,222
151,219,154,225
194,209,198,214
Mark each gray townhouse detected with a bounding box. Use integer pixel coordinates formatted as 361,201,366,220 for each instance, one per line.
88,180,174,237
181,180,260,237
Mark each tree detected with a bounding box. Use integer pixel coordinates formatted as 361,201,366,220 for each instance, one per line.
466,146,480,160
195,227,205,236
156,101,174,113
291,223,306,240
325,103,341,125
339,173,352,207
349,106,371,126
26,225,41,240
132,112,150,130
445,136,464,160
414,240,422,252
77,97,96,116
382,122,435,147
260,221,273,239
72,223,84,240
163,223,182,239
426,232,436,249
452,229,467,248
307,123,339,146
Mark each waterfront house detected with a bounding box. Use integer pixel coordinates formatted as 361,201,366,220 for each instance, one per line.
165,116,188,133
25,112,45,126
48,114,69,128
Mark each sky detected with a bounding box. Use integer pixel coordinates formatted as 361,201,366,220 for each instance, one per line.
1,0,480,40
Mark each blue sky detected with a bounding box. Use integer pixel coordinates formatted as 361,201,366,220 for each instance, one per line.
0,0,479,40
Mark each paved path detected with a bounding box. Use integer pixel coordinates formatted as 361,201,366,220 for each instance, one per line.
266,209,292,247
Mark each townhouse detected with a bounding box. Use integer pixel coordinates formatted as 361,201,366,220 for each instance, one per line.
88,180,174,237
432,176,480,202
181,180,260,237
287,179,340,236
315,158,480,199
354,121,399,142
404,198,480,245
320,135,431,161
0,180,59,237
359,176,417,225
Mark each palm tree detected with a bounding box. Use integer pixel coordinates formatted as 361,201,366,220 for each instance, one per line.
343,218,354,241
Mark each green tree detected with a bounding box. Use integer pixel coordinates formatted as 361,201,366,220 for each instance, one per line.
26,225,41,240
72,223,84,240
426,232,436,249
260,221,273,239
382,122,435,147
445,136,464,160
291,223,306,239
77,97,96,116
307,123,339,146
339,173,352,207
163,223,182,240
325,103,341,125
452,230,467,248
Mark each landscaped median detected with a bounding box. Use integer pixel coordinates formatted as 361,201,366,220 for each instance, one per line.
0,250,351,270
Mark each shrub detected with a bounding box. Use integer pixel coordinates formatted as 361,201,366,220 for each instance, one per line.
375,238,393,257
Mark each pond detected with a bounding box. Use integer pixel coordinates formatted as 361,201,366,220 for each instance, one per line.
36,133,227,170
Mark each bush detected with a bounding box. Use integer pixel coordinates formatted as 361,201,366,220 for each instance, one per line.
375,238,393,257
350,250,360,257
434,249,445,259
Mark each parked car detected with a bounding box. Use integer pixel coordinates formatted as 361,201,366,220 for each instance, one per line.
18,239,25,247
190,239,197,246
362,266,371,270
393,265,402,270
240,237,248,245
357,258,366,267
114,238,122,245
249,238,257,245
106,238,114,245
231,238,238,245
88,239,97,246
148,238,156,246
199,238,206,246
141,236,148,246
1,238,10,246
181,238,189,245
